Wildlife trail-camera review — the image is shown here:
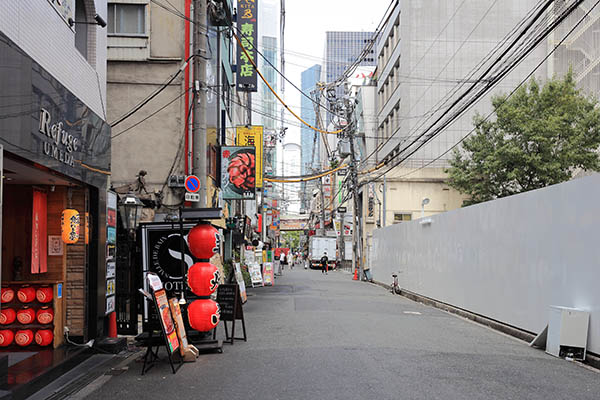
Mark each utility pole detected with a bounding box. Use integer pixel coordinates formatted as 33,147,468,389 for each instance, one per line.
346,99,362,280
382,175,386,227
192,0,207,207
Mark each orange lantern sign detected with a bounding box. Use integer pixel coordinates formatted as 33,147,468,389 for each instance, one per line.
61,209,80,244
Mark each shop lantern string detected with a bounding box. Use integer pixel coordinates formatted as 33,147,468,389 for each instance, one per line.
187,299,220,332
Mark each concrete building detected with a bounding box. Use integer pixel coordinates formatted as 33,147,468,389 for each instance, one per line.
0,1,112,395
371,0,563,230
107,0,240,211
300,64,322,211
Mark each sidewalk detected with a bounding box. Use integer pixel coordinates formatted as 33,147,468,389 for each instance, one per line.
75,268,599,400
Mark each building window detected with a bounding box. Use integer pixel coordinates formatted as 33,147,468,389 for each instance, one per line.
108,3,146,35
393,213,412,223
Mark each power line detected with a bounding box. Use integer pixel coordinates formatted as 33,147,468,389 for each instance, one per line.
377,0,600,183
112,88,190,139
362,0,589,186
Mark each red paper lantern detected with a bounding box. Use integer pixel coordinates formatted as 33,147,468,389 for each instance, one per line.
187,223,220,260
37,307,54,325
187,262,221,296
0,308,16,325
35,329,54,346
17,286,36,303
15,329,34,346
1,287,15,303
187,299,220,332
0,330,14,347
36,286,53,303
17,308,36,325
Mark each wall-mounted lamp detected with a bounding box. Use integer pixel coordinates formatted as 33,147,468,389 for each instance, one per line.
68,14,107,28
421,197,430,219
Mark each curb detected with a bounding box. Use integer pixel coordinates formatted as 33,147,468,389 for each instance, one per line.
370,280,600,371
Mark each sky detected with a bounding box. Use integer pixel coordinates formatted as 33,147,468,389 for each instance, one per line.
283,0,391,145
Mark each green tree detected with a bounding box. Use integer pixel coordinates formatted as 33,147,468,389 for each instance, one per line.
447,72,600,206
281,231,300,249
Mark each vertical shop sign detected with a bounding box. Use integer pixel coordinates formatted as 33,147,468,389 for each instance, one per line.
106,191,117,314
31,189,48,274
236,0,258,91
236,126,264,188
221,146,256,200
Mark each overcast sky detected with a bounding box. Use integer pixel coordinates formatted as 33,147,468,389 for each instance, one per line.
283,0,390,145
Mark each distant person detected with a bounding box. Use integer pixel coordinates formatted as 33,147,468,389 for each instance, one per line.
280,251,287,270
321,251,329,275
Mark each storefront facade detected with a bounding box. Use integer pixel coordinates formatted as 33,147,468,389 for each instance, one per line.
0,24,111,391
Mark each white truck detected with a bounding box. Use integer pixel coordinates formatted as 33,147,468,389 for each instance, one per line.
308,236,337,269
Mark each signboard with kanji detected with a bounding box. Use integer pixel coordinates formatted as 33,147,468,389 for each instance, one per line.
236,126,263,188
236,0,258,91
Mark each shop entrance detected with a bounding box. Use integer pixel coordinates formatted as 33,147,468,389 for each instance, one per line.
1,153,91,384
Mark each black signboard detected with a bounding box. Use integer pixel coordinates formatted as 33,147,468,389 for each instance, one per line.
215,284,247,344
236,0,258,91
141,222,201,331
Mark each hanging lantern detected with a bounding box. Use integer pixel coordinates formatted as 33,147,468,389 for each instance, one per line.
187,262,221,296
17,308,36,324
17,286,36,303
187,299,220,332
0,330,14,347
61,209,80,244
0,308,16,325
35,329,54,346
15,329,34,346
187,223,220,260
1,287,15,303
37,307,54,325
36,286,53,303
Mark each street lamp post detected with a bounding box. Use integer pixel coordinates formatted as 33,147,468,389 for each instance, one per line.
118,193,144,234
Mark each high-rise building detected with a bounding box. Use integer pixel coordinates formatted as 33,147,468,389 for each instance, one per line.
300,64,322,211
323,31,376,104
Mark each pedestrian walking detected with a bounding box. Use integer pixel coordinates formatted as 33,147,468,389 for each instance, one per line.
280,251,287,271
321,251,329,275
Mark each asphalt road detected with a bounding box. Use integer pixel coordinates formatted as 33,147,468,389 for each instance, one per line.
82,267,599,400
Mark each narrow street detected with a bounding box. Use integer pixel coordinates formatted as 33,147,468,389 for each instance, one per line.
82,269,600,400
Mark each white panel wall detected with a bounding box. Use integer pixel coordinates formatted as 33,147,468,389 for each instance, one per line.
372,174,600,354
0,0,107,119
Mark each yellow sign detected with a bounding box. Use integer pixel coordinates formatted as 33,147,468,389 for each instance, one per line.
236,126,264,187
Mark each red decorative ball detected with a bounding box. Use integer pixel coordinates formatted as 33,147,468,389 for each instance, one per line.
187,262,221,296
187,223,220,259
1,287,15,303
37,307,54,325
15,329,34,346
187,299,220,332
0,330,14,347
35,329,54,346
17,308,36,324
0,308,16,325
17,286,36,303
36,286,53,303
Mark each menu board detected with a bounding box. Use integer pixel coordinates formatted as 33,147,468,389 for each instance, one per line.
249,263,263,287
263,262,274,286
169,299,190,357
154,289,179,354
234,263,247,303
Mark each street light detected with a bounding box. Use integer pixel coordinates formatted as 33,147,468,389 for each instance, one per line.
118,193,144,232
421,197,430,219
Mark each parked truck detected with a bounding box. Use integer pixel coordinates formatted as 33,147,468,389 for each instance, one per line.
308,236,337,269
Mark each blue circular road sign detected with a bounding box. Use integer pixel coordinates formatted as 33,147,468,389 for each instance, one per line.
185,175,200,193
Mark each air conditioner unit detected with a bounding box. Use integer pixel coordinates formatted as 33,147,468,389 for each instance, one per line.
546,306,589,360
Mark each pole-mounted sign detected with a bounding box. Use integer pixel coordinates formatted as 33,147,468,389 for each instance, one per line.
185,175,201,193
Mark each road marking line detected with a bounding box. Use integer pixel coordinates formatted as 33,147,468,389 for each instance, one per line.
403,311,422,315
